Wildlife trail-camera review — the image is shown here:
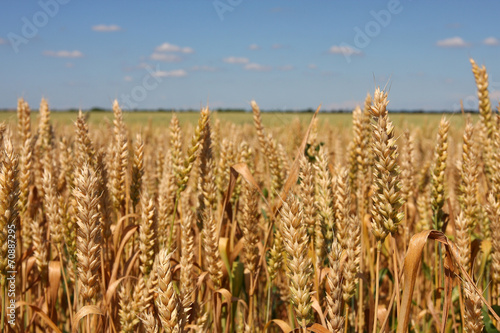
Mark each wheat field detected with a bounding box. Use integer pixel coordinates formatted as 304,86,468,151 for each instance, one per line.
0,58,499,333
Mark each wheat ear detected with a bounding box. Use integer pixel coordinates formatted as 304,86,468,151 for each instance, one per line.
180,211,195,321
430,117,450,231
176,107,209,193
110,100,129,215
334,167,351,249
325,237,344,333
280,192,313,329
0,135,19,280
313,146,332,260
462,280,484,333
74,163,102,304
299,155,316,239
202,209,223,288
139,192,157,278
130,133,145,210
155,248,184,332
470,58,494,139
369,88,404,243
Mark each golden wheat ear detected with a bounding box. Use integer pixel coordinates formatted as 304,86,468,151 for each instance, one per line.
369,88,403,243
176,106,209,193
280,192,313,329
313,146,332,260
470,58,494,139
325,236,344,333
139,191,157,278
0,134,19,280
74,163,102,304
430,117,450,231
130,133,145,211
155,248,185,332
110,99,129,215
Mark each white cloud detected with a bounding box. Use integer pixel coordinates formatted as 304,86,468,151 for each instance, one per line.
43,50,84,58
155,42,193,53
124,76,133,82
156,43,180,52
249,44,260,50
191,65,217,72
436,36,469,47
150,52,182,62
308,63,317,69
223,57,249,64
483,37,500,46
277,65,293,71
152,69,187,78
244,63,271,71
272,43,286,49
0,38,6,45
92,24,122,32
65,62,74,68
328,45,362,56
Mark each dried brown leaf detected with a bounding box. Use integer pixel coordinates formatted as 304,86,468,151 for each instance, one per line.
16,301,62,333
72,305,104,333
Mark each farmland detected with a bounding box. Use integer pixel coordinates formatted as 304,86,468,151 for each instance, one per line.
0,59,498,333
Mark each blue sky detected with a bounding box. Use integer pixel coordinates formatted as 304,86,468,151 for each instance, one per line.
1,0,499,111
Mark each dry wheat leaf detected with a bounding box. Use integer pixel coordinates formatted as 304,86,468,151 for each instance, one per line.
16,301,62,333
217,165,239,238
311,296,327,327
105,276,129,304
231,162,269,207
72,305,104,333
398,230,500,333
307,323,332,332
398,230,453,333
109,224,138,286
47,260,62,318
265,319,293,332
